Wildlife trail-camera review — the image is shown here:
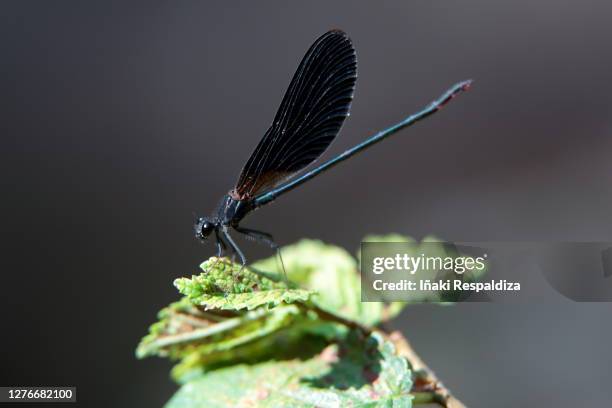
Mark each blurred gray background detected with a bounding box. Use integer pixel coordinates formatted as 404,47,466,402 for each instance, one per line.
2,1,611,407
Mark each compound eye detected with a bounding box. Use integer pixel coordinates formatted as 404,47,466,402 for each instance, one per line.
201,222,213,237
195,218,214,240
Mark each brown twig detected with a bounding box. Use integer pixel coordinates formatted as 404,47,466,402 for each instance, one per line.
388,331,467,408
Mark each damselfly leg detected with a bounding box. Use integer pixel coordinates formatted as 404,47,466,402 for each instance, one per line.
234,226,287,283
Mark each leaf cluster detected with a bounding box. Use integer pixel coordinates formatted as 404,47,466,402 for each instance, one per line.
137,237,471,407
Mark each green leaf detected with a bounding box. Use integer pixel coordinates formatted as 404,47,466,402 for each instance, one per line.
253,239,407,328
137,256,327,379
175,257,316,311
179,287,315,311
165,332,413,408
168,305,312,381
136,297,325,380
136,297,210,359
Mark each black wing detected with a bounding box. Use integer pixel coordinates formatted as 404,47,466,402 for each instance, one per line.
232,30,357,200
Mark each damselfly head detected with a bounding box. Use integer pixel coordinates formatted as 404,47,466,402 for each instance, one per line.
194,217,215,240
